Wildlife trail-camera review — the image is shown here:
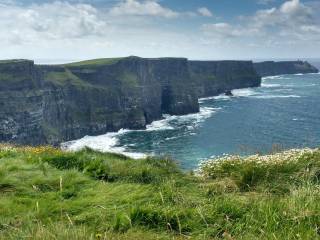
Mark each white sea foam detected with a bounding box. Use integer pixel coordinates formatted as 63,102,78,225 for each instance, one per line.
231,88,257,97
61,130,146,159
262,75,283,80
165,136,180,141
273,88,293,92
253,95,301,99
146,107,219,131
146,117,175,131
176,107,220,124
62,106,220,158
150,107,220,128
198,94,231,103
261,83,281,88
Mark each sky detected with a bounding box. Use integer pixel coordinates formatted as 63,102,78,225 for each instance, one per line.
0,0,319,61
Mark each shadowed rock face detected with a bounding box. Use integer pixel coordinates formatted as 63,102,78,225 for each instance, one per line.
0,57,199,145
189,60,261,98
254,61,319,77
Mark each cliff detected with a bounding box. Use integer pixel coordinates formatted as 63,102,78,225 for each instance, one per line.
189,60,261,98
0,57,263,145
0,57,199,145
254,60,319,77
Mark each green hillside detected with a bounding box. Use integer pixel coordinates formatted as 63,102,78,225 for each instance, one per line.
0,145,319,239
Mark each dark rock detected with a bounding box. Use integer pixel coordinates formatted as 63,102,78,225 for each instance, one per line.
225,90,233,96
189,60,261,98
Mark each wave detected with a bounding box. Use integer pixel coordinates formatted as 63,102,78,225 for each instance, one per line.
200,87,299,100
300,84,317,87
273,88,293,92
262,75,284,80
198,94,231,103
61,131,147,159
281,84,317,88
231,88,257,97
62,106,220,158
261,83,281,88
230,86,301,99
146,117,175,131
159,107,220,126
253,95,301,99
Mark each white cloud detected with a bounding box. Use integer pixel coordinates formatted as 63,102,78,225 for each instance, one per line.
202,0,319,42
0,0,204,60
202,23,242,38
197,7,213,17
199,0,320,58
0,1,108,43
280,0,304,14
110,0,179,18
0,0,319,60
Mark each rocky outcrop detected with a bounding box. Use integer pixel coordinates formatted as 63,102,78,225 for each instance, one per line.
254,60,319,77
0,57,199,145
189,60,261,98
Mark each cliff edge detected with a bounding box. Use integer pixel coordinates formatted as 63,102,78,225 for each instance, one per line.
254,60,319,77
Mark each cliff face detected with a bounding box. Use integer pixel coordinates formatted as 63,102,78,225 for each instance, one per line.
0,60,45,145
0,57,199,145
0,57,266,146
189,60,261,98
254,61,319,77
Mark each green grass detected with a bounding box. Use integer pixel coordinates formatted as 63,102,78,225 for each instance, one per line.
0,59,31,64
63,58,123,67
0,145,319,239
0,73,31,82
44,69,93,88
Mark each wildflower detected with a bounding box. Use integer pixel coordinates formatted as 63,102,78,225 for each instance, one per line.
95,233,102,239
197,148,317,177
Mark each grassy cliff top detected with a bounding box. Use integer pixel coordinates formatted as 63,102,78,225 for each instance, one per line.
0,59,33,64
0,145,319,239
61,56,188,68
43,68,93,88
62,58,124,67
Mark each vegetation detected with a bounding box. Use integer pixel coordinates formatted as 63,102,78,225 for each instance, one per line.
0,145,319,239
0,59,31,64
44,69,93,87
63,58,123,67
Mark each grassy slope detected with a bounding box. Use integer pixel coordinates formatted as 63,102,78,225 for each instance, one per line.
63,58,123,67
0,146,319,240
44,69,93,88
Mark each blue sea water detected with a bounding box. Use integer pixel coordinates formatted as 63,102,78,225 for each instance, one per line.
64,73,320,169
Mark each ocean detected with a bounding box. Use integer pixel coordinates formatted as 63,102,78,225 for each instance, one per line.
63,73,320,169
